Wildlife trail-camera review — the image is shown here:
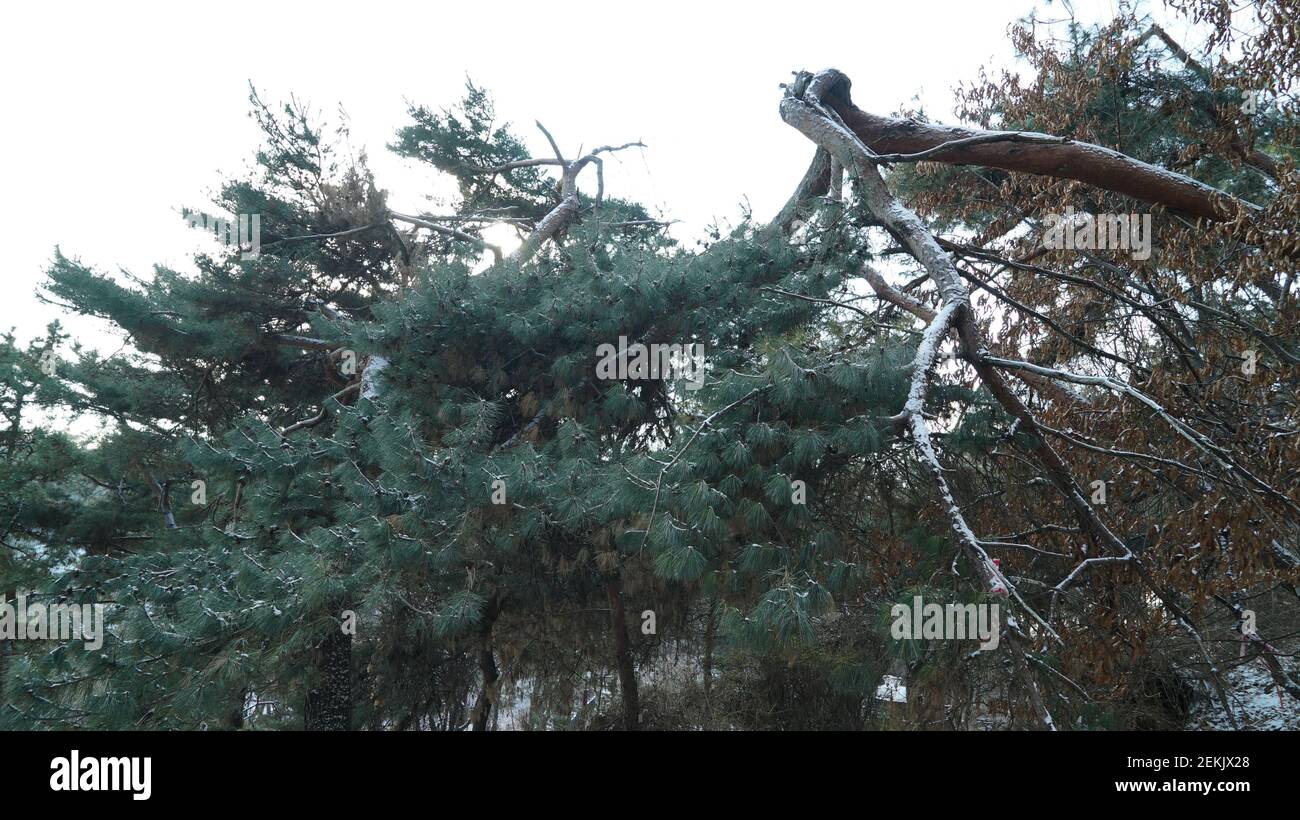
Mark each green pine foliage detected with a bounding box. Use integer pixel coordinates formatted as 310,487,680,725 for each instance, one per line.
4,10,1295,730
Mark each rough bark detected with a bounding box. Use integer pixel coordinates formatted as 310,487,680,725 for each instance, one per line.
810,68,1255,221
227,687,248,730
604,575,639,730
471,594,502,732
305,625,352,731
703,592,718,718
779,68,1251,729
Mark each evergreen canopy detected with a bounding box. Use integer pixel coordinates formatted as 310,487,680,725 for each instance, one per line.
2,5,1298,730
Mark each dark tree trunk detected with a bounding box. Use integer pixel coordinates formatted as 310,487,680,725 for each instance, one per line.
227,687,247,730
305,627,352,731
0,586,13,715
703,593,718,721
605,576,639,730
0,638,9,713
471,594,501,732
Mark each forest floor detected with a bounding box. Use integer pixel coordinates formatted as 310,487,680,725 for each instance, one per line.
1187,643,1300,730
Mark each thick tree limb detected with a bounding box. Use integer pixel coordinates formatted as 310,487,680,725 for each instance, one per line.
781,73,1056,642
863,264,936,321
781,69,1248,727
809,68,1257,221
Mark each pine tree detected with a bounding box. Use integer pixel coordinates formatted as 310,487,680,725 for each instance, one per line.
4,4,1297,731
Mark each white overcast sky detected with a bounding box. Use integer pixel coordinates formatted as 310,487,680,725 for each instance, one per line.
2,0,1168,350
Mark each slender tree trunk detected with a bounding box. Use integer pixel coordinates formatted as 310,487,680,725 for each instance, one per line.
605,575,639,730
6,395,24,458
305,626,352,730
471,594,501,731
703,593,718,724
0,585,15,715
0,635,9,714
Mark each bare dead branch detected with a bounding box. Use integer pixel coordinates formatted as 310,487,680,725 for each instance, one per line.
390,211,503,263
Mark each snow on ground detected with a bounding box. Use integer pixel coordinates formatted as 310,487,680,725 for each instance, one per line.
1188,657,1300,730
874,674,908,704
